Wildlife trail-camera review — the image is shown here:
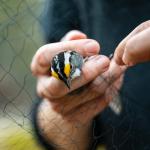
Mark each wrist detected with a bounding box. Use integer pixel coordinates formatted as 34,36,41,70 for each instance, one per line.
36,99,93,150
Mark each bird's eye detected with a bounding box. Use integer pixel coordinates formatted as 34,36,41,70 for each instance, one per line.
70,63,72,69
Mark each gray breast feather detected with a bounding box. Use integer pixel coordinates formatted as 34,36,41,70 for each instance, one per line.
71,52,83,69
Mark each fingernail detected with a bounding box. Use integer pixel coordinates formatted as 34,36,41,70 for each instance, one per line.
84,40,99,54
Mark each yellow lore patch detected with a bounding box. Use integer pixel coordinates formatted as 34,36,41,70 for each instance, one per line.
64,63,71,77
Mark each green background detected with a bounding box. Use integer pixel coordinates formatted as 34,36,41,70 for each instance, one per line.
0,0,45,149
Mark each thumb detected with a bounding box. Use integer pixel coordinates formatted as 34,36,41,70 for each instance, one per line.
123,27,150,66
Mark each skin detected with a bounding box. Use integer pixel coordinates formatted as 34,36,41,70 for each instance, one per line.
31,30,125,150
114,20,150,66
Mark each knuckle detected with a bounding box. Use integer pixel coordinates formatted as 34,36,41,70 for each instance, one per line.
125,39,136,57
135,20,150,33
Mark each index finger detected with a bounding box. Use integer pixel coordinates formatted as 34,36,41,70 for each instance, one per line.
31,39,100,75
122,27,150,65
114,20,150,65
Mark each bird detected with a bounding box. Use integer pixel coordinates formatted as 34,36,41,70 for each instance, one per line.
51,50,122,115
51,50,84,89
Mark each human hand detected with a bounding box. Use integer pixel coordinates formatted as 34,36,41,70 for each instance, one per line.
31,37,110,125
30,31,125,149
114,20,150,66
31,30,125,124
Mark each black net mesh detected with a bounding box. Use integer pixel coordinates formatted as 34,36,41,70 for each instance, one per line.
0,0,46,149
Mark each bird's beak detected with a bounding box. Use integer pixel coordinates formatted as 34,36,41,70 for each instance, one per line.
64,78,71,89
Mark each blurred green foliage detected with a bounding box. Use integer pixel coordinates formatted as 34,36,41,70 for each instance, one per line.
0,122,44,150
0,0,46,149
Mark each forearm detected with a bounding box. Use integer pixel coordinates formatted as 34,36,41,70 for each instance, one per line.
37,99,92,150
